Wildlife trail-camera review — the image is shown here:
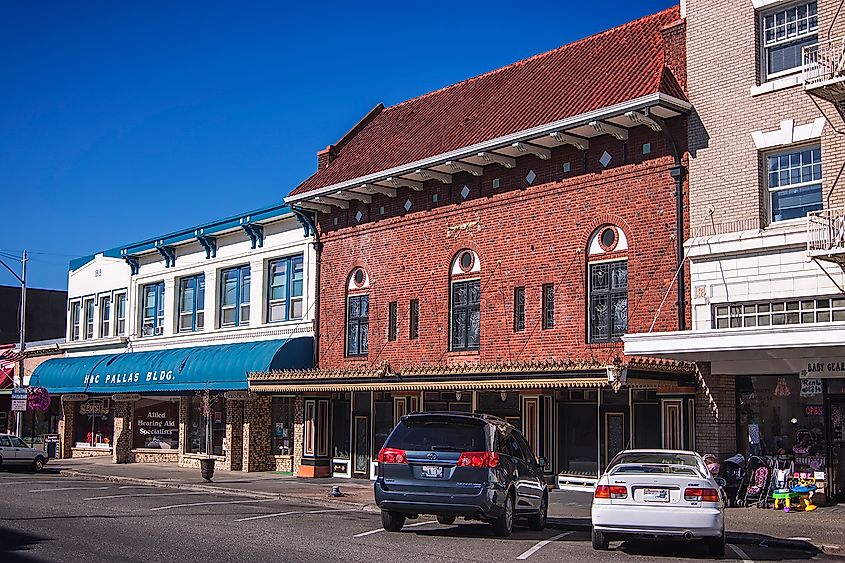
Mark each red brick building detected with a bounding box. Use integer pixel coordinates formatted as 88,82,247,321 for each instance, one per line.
251,7,696,485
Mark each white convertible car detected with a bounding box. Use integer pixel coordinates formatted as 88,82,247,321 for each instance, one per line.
591,449,725,555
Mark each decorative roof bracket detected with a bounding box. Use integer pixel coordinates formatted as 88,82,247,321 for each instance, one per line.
156,245,177,268
124,255,140,275
241,223,264,249
197,235,218,259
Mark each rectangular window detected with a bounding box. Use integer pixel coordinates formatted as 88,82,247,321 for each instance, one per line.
388,301,398,341
99,295,111,338
115,293,127,336
270,397,294,455
409,299,419,339
267,255,304,322
589,261,628,342
220,265,250,327
713,296,845,328
542,283,555,329
513,287,525,332
188,394,226,456
451,279,480,351
83,298,94,339
346,295,369,356
178,274,205,332
767,145,823,222
761,1,818,80
141,282,165,337
70,301,81,341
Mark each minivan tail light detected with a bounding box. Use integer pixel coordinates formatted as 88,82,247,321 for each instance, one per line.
457,451,499,468
595,485,627,499
684,487,719,502
378,447,407,464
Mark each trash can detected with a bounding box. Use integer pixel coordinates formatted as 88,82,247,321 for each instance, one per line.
44,434,60,459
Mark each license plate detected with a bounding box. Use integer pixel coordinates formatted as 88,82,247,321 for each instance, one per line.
643,488,669,502
421,465,443,478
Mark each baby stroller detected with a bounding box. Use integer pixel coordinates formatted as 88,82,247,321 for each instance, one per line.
720,454,746,507
738,455,772,508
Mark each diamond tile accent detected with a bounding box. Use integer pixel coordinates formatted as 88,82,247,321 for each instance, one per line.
460,185,470,199
432,193,439,203
599,151,612,167
492,178,500,189
642,143,651,155
355,210,363,223
379,206,385,215
525,170,537,184
562,162,571,173
404,199,412,212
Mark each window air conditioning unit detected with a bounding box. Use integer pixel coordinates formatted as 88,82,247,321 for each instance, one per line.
154,326,164,336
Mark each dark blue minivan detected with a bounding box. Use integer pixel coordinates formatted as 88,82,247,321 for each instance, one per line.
374,412,548,537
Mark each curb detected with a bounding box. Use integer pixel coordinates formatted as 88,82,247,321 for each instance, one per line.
546,518,844,557
57,469,380,513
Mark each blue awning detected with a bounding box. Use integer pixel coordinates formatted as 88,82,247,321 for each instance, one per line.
30,337,313,395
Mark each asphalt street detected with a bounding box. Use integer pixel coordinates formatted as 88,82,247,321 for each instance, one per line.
0,470,837,563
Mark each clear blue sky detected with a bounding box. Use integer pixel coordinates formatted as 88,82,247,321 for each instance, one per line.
0,0,675,290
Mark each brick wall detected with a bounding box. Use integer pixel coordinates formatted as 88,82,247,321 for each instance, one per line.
694,362,737,458
314,127,690,369
242,395,272,472
58,399,74,459
686,0,845,236
112,400,133,463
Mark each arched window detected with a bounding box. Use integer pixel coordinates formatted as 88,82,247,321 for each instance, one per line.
450,249,481,351
587,225,629,343
346,267,370,357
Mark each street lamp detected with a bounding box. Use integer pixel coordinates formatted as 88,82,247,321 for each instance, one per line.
0,250,27,437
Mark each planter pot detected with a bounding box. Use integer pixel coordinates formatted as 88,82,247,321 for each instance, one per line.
200,457,215,481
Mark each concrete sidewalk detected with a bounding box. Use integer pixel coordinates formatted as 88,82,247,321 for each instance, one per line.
39,457,843,557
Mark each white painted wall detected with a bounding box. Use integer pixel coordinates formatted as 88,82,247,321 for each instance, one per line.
64,212,315,356
688,223,845,331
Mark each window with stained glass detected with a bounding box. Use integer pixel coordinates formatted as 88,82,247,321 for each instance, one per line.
346,294,369,356
451,280,480,351
589,261,628,342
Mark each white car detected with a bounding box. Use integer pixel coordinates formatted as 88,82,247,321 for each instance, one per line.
0,433,48,472
591,449,725,556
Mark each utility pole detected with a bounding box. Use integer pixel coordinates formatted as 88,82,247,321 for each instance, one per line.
17,250,27,437
0,250,26,437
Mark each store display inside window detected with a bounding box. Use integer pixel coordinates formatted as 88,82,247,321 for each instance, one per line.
188,394,227,456
271,396,294,455
74,399,114,448
738,376,826,472
133,399,179,449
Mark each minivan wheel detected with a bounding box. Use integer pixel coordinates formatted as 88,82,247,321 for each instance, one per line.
492,492,514,537
381,510,406,532
436,515,456,525
527,494,547,531
31,457,44,473
592,527,609,551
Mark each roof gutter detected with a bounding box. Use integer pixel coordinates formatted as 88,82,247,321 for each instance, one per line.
286,92,691,203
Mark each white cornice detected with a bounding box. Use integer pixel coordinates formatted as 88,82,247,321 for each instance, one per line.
287,93,691,204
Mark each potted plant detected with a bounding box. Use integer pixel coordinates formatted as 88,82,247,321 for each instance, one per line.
197,388,215,481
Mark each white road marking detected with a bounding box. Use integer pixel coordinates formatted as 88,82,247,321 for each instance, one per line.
235,508,354,522
353,520,438,538
28,486,110,493
787,536,812,541
84,492,208,501
728,544,754,563
119,485,154,489
150,498,277,511
516,532,573,560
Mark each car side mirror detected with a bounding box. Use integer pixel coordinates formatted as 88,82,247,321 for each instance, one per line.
537,457,547,467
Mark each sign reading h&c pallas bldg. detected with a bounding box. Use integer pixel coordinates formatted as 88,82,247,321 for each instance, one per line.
84,370,174,386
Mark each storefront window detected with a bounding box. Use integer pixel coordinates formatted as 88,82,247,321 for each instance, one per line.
738,376,826,472
133,399,179,449
332,393,351,459
270,396,294,455
21,398,61,447
373,392,394,456
188,394,227,456
557,390,598,476
74,399,114,448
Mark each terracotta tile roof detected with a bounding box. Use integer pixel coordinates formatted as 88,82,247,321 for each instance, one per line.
290,6,684,197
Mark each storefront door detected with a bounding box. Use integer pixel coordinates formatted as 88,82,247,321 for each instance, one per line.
351,392,371,479
829,397,845,501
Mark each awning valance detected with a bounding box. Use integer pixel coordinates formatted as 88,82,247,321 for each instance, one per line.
30,337,313,395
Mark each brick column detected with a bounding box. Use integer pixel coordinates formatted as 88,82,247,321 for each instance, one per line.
223,400,244,471
112,400,133,464
58,400,75,459
242,395,271,472
293,396,304,475
694,362,737,459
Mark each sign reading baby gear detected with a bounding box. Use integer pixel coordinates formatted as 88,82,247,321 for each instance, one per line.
801,359,845,379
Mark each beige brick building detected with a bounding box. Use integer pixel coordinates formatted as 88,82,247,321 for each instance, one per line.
628,0,845,502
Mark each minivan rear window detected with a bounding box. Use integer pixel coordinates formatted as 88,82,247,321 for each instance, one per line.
386,420,487,452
